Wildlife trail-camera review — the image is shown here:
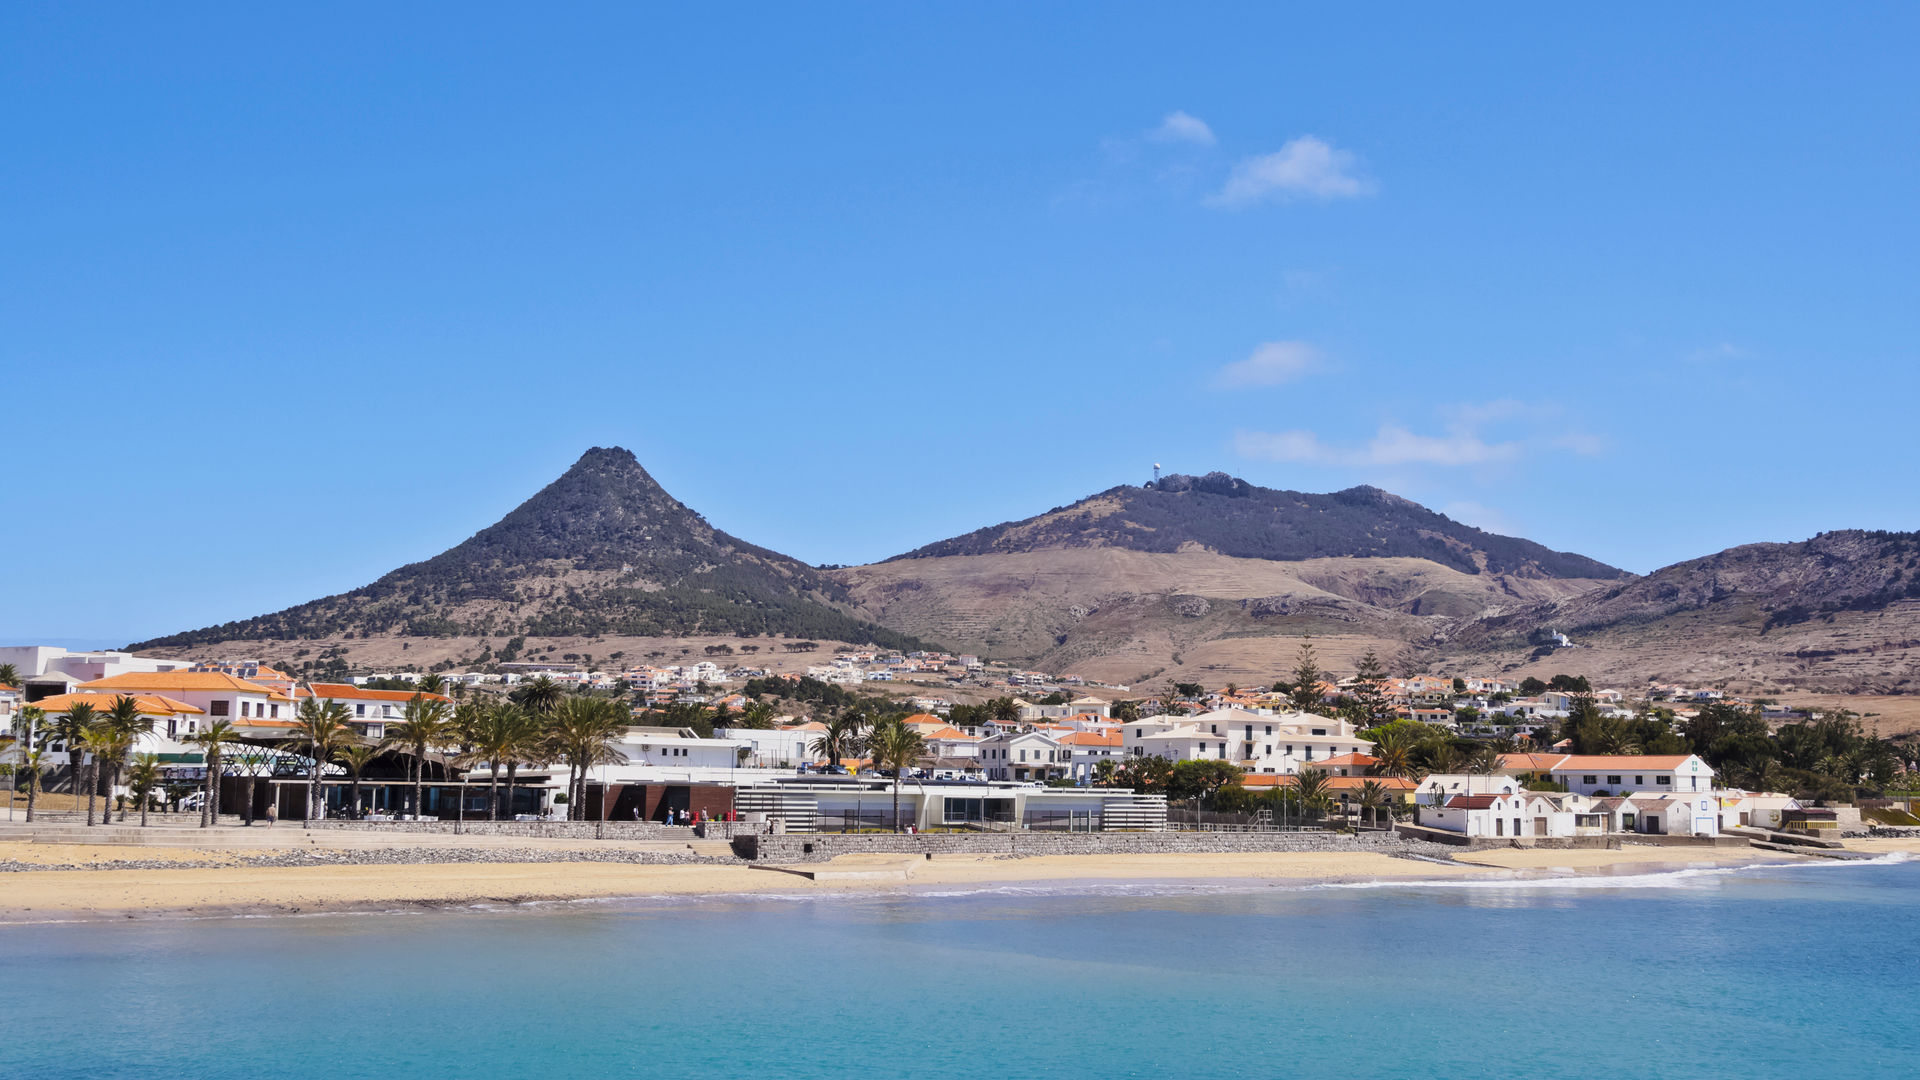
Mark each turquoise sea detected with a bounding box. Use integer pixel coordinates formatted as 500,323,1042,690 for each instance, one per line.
2,857,1913,1079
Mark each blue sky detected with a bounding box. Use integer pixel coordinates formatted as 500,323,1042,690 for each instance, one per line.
4,4,1917,645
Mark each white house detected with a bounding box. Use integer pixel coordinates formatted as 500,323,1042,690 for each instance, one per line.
1547,755,1714,797
301,683,452,741
1720,792,1800,830
978,731,1069,782
1414,773,1527,806
1422,791,1575,839
1059,730,1122,783
76,671,296,737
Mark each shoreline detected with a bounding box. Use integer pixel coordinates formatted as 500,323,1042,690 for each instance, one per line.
3,839,1901,926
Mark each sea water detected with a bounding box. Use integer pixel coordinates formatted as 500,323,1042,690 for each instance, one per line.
1,858,1914,1079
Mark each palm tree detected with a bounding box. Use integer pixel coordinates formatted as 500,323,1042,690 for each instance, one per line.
190,720,239,827
1423,740,1466,776
499,708,548,821
1466,743,1504,776
1292,768,1332,824
126,754,163,827
389,693,453,820
989,697,1022,729
740,702,777,730
99,695,155,823
417,673,448,697
332,742,383,819
866,718,927,832
548,697,628,820
1357,779,1389,830
0,663,21,691
290,694,356,827
1370,729,1416,779
80,726,132,826
514,675,565,717
460,703,540,821
19,747,45,822
48,701,100,824
809,714,860,770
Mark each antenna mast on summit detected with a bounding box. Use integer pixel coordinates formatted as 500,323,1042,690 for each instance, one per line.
1152,462,1162,483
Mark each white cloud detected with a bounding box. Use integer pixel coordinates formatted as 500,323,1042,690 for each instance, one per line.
1440,500,1519,536
1552,431,1607,456
1685,342,1747,364
1214,341,1320,388
1149,110,1216,146
1233,425,1521,467
1208,136,1373,208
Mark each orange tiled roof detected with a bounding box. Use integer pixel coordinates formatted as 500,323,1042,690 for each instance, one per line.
1061,731,1121,747
24,692,205,717
79,671,293,701
1550,755,1699,771
301,683,452,704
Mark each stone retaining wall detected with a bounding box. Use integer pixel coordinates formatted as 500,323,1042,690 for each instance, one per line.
305,820,697,841
731,829,1448,863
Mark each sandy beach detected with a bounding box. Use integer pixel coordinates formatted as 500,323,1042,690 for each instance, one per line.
5,836,1904,924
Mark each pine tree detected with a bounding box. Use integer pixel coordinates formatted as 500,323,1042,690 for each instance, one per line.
1290,639,1323,712
1351,649,1391,727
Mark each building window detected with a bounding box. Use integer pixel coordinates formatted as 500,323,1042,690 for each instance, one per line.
1607,775,1621,786
1583,775,1596,784
1657,776,1670,784
210,700,230,717
1635,775,1644,785
356,704,366,716
271,704,280,718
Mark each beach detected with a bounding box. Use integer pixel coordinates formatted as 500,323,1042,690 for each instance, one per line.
6,834,1903,923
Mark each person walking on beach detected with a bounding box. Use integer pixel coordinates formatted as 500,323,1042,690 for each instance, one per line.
264,801,276,827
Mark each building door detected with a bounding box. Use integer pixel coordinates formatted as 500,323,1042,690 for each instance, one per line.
1533,817,1547,837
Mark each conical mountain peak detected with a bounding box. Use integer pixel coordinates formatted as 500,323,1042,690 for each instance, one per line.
131,448,925,652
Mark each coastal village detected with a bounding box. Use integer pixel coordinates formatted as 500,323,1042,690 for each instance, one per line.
4,641,1914,858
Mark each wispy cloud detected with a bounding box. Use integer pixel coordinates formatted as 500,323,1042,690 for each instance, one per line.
1684,342,1747,365
1214,341,1320,388
1149,110,1216,146
1440,500,1519,536
1208,136,1373,208
1233,396,1606,470
1235,425,1520,467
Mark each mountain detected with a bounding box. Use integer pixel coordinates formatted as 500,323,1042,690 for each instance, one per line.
1436,530,1920,696
892,473,1624,580
834,473,1625,682
131,447,926,652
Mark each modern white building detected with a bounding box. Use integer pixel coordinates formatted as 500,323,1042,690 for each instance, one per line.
716,724,817,769
1122,708,1372,774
